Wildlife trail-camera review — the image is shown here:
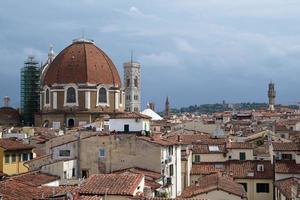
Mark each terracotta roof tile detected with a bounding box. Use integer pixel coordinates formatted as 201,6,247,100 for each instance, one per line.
10,171,59,187
0,138,34,151
110,112,151,119
43,41,121,87
275,160,300,174
112,167,161,189
226,142,253,149
191,163,225,175
192,144,226,154
272,142,299,151
181,173,246,198
191,160,273,179
275,177,299,199
79,174,144,196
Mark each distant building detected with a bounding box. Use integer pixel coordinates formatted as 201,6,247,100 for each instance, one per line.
0,97,20,126
20,56,41,126
268,81,276,111
165,96,170,118
148,102,155,111
0,138,34,175
123,59,141,112
109,112,151,133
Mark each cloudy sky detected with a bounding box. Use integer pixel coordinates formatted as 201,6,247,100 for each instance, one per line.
1,0,300,110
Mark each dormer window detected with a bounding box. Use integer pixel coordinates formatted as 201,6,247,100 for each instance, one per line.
257,164,264,172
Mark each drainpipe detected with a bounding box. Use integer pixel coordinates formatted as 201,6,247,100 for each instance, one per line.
273,154,276,200
76,132,81,178
175,145,177,197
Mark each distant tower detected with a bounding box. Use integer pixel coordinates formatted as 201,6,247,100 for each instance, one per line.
165,96,170,117
20,56,41,126
149,102,155,111
3,96,10,107
123,53,141,112
268,81,276,111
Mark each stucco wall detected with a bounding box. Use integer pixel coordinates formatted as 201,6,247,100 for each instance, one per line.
193,189,245,200
193,153,227,163
227,149,254,160
235,178,273,200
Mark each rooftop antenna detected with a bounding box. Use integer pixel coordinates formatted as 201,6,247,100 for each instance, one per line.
131,50,133,64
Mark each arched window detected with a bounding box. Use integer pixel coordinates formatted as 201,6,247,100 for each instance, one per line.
45,89,50,104
98,87,107,103
134,77,138,87
67,87,76,103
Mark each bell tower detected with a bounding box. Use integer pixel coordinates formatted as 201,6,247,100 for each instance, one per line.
268,81,276,111
165,96,170,118
123,52,141,112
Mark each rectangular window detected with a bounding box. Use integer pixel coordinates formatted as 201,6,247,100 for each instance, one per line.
194,155,200,163
169,164,174,176
239,152,246,161
59,150,71,157
134,95,138,100
134,78,138,87
120,93,122,104
30,153,33,160
127,79,130,87
5,154,10,164
72,168,75,177
63,171,67,179
282,154,292,160
168,146,173,156
82,170,89,178
11,154,16,163
256,183,269,193
99,148,105,157
124,124,129,132
240,183,248,192
22,153,29,162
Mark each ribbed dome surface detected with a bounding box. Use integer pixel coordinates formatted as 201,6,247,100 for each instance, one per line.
43,40,121,87
0,107,20,125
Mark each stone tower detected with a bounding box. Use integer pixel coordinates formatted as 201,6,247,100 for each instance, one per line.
165,96,170,117
123,56,141,112
268,81,276,111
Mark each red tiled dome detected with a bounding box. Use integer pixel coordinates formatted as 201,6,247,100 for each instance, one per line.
43,39,121,87
0,107,20,125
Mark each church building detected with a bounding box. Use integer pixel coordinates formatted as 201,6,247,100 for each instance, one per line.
35,38,125,128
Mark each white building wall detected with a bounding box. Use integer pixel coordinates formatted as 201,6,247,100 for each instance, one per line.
63,159,77,179
109,118,150,132
42,180,60,187
175,145,182,196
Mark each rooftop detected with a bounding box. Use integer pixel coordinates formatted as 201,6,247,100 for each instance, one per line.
0,138,34,151
180,173,246,198
79,174,144,196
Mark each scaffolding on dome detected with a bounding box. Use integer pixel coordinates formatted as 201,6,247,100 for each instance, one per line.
20,56,41,126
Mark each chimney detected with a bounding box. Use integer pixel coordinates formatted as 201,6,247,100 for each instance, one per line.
143,186,152,198
3,96,10,107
